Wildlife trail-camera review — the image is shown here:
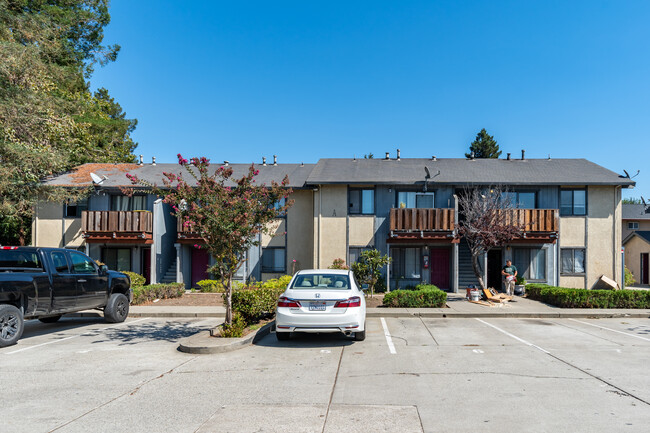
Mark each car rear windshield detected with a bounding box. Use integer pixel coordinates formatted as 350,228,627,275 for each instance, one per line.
0,250,43,270
291,274,350,290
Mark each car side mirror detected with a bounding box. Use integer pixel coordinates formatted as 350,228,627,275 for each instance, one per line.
361,284,369,291
99,265,108,276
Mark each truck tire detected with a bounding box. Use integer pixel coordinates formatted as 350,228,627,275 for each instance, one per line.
104,293,129,323
39,315,62,323
0,304,24,348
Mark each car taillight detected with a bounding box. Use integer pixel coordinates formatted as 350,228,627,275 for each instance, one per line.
334,296,361,308
0,246,18,249
277,296,301,308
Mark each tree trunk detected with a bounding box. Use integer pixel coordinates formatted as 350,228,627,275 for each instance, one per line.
471,252,486,291
225,273,233,325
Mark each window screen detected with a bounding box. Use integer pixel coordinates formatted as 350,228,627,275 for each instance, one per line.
262,248,285,273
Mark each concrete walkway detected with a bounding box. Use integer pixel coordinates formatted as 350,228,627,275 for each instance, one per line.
108,293,650,319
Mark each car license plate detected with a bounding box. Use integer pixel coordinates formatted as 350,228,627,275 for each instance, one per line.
309,302,326,311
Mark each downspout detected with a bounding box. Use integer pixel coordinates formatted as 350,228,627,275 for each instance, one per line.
318,185,322,268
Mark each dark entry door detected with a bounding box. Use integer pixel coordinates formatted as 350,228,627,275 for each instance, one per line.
142,248,151,285
487,249,503,291
192,248,210,287
642,253,649,285
430,248,450,290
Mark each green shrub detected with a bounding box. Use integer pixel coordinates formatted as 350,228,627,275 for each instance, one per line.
624,266,636,287
220,313,246,338
526,283,650,308
382,285,447,308
132,283,185,305
123,271,145,287
229,286,285,324
196,279,225,292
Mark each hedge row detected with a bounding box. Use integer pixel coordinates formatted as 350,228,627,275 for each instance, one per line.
132,283,185,305
382,284,447,308
229,287,286,324
526,284,650,309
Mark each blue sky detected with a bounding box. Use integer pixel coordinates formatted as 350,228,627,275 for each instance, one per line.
92,0,649,199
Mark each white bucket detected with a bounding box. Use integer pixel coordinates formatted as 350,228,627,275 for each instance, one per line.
469,290,481,301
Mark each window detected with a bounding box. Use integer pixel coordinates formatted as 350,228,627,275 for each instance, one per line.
513,248,546,280
561,248,585,274
397,192,435,209
560,189,586,216
64,199,88,218
500,191,536,209
349,247,370,265
290,273,350,290
69,252,97,274
349,188,374,215
103,248,131,272
262,247,285,273
628,222,639,230
50,252,70,273
273,197,287,216
392,247,421,279
0,250,42,269
111,195,147,211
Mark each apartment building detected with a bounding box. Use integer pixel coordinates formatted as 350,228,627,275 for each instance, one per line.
622,203,650,285
33,154,634,291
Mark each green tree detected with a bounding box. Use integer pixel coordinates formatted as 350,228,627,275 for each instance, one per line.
127,155,293,326
351,249,391,298
465,128,501,158
622,197,642,205
0,0,137,245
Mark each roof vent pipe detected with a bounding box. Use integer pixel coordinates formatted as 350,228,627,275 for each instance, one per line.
224,161,229,166
139,155,143,165
432,155,437,161
521,149,525,160
152,156,156,166
273,155,277,166
385,152,390,160
262,157,267,166
470,151,475,160
397,149,401,161
507,153,511,160
301,162,304,167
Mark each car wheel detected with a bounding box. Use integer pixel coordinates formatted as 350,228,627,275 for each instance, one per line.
0,304,24,348
276,331,291,341
38,315,62,323
354,323,366,341
104,293,129,323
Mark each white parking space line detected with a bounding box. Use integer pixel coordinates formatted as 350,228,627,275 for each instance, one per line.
380,317,396,354
475,318,550,354
568,319,650,342
6,318,150,355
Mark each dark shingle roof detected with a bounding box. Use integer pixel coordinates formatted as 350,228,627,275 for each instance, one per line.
44,163,315,189
306,158,635,187
623,204,650,220
623,231,650,245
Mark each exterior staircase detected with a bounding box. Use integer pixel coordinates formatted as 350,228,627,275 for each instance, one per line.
458,240,481,289
160,259,177,284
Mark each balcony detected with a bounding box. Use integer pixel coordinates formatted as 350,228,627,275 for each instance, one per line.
389,208,455,242
177,218,203,243
81,211,153,243
502,209,559,242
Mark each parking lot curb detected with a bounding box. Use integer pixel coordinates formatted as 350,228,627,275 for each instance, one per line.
178,321,274,354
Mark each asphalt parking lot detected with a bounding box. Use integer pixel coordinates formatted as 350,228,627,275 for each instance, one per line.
1,316,649,433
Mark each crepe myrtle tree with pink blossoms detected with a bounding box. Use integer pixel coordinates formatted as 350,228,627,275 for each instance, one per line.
126,154,293,326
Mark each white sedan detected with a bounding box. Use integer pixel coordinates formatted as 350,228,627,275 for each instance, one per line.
275,269,367,341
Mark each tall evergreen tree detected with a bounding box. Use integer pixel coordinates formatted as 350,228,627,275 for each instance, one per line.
0,0,137,245
465,128,501,158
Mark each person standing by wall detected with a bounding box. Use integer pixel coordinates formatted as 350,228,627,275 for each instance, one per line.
502,260,518,296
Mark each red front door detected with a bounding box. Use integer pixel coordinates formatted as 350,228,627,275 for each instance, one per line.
191,248,210,287
430,248,450,290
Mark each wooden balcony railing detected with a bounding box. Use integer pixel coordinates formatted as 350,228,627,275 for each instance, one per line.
499,209,559,232
177,218,202,242
390,208,455,232
81,211,153,242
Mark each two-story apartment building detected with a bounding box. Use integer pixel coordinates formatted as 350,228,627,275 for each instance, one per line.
33,154,634,291
622,203,650,285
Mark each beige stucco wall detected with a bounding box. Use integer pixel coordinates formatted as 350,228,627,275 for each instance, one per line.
32,200,85,248
559,275,585,289
586,186,621,288
314,185,347,268
286,189,314,273
348,216,375,247
261,219,286,248
559,216,585,247
622,219,650,240
623,236,650,283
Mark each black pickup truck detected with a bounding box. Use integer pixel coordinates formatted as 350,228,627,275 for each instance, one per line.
0,246,132,347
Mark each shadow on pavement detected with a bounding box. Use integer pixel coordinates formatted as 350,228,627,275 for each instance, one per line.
94,321,211,345
21,317,106,340
254,331,357,349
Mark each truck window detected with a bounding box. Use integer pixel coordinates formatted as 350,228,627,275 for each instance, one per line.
0,250,42,269
50,252,70,273
69,252,97,274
